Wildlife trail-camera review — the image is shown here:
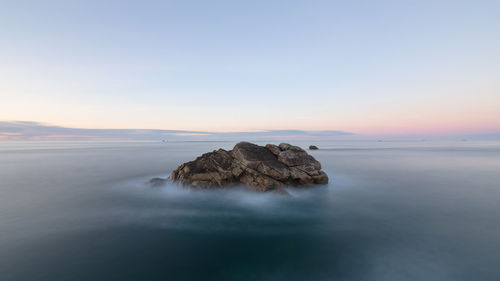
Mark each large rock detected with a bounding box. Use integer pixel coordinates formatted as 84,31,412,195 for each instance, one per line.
169,142,329,192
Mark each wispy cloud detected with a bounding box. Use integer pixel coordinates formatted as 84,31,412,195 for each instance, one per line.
0,121,353,141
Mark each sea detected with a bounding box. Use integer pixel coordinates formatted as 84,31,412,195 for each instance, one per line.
1,140,499,281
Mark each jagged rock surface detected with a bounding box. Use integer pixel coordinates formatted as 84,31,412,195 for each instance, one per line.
169,142,328,191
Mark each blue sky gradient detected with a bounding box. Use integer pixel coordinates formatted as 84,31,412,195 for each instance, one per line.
1,0,499,136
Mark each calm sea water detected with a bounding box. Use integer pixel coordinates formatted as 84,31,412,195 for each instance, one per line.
1,140,500,281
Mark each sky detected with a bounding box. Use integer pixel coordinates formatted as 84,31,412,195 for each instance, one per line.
1,0,499,138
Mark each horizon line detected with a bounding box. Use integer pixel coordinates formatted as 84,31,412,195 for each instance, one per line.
1,121,499,141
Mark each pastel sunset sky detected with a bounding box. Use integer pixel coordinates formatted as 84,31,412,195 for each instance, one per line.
1,0,499,137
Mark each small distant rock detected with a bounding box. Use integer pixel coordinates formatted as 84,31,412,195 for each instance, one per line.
169,142,329,192
309,145,319,150
148,177,167,187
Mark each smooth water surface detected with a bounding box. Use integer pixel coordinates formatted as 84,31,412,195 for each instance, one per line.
1,141,500,281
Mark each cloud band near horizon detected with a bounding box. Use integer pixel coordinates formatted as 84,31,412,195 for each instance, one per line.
0,121,354,141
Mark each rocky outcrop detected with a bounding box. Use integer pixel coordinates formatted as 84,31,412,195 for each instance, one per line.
309,145,319,150
169,142,328,192
148,177,167,186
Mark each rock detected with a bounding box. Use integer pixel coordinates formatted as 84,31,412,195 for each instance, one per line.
169,149,237,188
278,143,292,151
265,144,281,156
289,166,312,185
169,142,329,192
313,171,329,184
278,149,320,169
149,177,167,186
233,142,290,181
309,145,319,150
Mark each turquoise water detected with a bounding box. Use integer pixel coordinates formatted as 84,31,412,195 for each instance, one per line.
1,141,499,281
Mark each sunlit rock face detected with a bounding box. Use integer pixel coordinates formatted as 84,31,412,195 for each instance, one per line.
169,142,328,192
